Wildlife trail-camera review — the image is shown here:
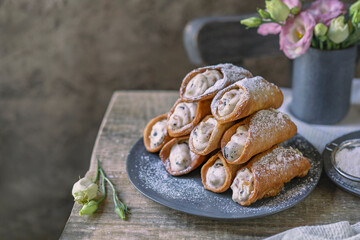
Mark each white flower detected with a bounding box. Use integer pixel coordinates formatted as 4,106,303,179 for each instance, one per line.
327,16,349,44
266,0,290,22
72,177,98,205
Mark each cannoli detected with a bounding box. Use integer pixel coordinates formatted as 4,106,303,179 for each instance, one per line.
167,98,211,137
211,76,283,123
143,113,172,152
159,136,207,176
231,145,311,206
180,63,252,102
201,151,243,193
221,109,297,165
189,115,234,155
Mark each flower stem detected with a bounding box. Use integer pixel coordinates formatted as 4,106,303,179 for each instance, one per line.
94,159,100,183
262,19,284,26
99,167,130,220
326,39,332,50
311,38,317,48
96,168,106,203
343,29,360,48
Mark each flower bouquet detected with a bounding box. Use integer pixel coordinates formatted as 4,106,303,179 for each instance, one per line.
241,0,360,59
241,0,360,124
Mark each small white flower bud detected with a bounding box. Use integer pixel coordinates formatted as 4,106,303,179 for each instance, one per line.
266,0,290,22
72,177,98,205
328,16,349,44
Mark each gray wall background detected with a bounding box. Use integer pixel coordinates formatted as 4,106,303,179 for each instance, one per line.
0,0,357,239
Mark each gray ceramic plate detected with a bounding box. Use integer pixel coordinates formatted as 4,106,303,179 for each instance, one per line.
127,134,322,219
323,131,360,197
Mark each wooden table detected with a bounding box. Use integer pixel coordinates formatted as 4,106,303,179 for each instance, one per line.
61,91,360,240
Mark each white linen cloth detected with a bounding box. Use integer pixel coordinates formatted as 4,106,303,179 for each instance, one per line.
265,221,360,240
266,80,360,240
279,79,360,153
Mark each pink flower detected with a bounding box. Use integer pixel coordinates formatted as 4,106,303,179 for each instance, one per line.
282,0,301,9
257,0,301,36
307,0,346,26
258,23,282,36
280,12,315,59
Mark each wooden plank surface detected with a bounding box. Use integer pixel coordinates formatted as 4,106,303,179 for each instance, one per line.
61,91,360,240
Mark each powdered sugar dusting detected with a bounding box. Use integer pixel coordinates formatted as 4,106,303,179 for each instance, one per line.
211,76,281,117
196,63,252,96
138,157,206,202
252,147,307,179
249,109,293,145
237,76,280,108
239,76,272,92
127,135,322,218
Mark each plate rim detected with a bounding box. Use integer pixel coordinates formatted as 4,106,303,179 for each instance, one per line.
127,135,322,219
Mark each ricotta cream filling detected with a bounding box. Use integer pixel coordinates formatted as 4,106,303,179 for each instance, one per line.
168,102,197,130
149,119,167,149
184,70,222,97
169,141,194,171
223,125,248,161
192,117,217,151
217,89,243,117
231,168,254,203
206,159,226,189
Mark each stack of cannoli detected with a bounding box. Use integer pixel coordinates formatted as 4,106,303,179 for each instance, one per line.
143,63,311,206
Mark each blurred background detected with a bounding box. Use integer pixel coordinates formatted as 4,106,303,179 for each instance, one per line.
0,0,357,239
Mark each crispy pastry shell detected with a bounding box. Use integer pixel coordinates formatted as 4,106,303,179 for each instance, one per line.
180,63,252,102
167,98,211,138
189,115,234,155
143,113,172,152
159,136,207,176
234,145,311,206
221,109,297,165
201,151,243,193
211,76,283,124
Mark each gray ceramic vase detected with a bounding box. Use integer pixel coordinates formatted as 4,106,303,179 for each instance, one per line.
290,46,356,125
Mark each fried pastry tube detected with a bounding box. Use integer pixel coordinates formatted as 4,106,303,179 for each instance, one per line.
159,136,207,176
189,115,234,155
143,113,172,152
180,63,252,102
231,146,311,206
221,109,297,165
211,76,283,124
167,98,211,138
201,151,243,193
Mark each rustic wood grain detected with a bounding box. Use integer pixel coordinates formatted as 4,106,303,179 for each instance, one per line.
60,91,360,240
